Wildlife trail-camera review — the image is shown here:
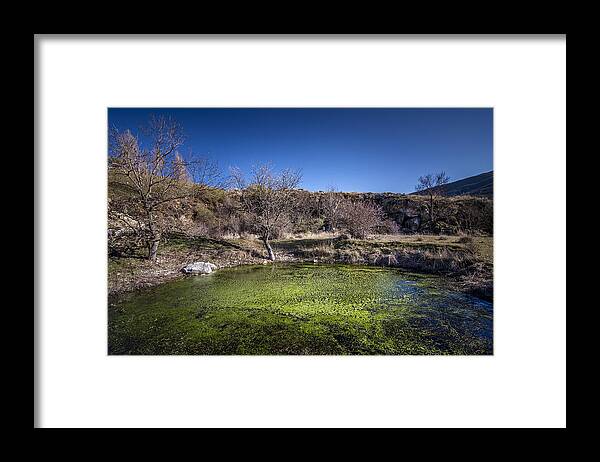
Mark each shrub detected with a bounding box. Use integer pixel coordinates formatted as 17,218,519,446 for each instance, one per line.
376,218,401,235
340,200,385,239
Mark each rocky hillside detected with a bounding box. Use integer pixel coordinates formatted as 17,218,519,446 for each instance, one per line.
340,192,493,235
109,166,493,259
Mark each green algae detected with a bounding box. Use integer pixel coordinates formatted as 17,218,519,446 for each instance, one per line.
108,263,492,355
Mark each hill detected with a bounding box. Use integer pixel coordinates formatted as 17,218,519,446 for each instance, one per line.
411,171,493,197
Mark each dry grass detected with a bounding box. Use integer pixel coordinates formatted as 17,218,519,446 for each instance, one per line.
287,231,340,240
271,233,489,273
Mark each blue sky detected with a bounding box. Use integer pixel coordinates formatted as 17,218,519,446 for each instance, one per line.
108,108,492,193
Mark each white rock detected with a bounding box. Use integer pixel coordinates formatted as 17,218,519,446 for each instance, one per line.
181,262,218,274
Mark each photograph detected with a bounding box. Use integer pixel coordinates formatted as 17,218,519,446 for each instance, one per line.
107,107,494,355
36,34,566,429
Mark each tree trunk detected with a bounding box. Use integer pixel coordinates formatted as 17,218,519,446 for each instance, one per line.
262,238,275,261
429,195,435,229
147,209,160,262
148,236,160,261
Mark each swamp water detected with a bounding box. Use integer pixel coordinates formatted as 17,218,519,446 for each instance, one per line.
108,263,492,355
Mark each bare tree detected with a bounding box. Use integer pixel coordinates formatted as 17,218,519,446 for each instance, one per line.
340,199,384,239
172,151,192,183
108,115,220,261
415,171,450,231
321,187,345,232
230,163,301,261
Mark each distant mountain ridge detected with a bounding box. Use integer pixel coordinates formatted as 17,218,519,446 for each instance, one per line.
411,171,493,198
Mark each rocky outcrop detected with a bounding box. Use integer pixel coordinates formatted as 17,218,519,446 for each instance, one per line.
181,262,218,274
402,215,421,232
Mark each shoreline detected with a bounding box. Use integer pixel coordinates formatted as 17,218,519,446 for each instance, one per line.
108,234,493,301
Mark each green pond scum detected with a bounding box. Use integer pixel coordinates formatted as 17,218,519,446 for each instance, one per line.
108,264,493,355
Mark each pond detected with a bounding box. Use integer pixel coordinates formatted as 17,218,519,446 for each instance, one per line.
108,263,493,355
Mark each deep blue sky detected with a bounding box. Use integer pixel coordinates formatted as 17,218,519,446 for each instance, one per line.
107,108,492,193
